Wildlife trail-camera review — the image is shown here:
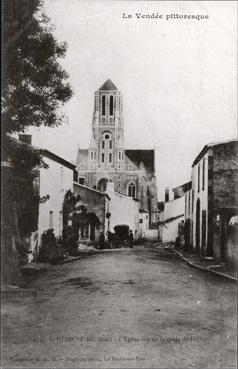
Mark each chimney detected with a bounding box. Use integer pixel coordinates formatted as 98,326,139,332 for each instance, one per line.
165,187,169,203
19,134,32,145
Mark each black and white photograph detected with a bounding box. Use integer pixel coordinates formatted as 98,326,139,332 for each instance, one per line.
1,1,237,368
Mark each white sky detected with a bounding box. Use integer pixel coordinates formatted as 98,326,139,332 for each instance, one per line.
29,0,237,200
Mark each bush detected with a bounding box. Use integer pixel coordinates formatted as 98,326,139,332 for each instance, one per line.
38,229,64,264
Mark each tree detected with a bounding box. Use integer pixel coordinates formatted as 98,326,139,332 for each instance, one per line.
1,0,73,282
2,0,73,136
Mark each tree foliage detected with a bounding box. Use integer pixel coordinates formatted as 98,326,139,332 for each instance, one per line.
2,0,73,135
1,0,73,244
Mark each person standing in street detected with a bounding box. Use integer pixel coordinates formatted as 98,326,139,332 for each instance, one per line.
129,230,134,248
98,232,105,249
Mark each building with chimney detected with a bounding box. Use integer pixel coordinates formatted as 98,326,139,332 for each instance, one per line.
159,184,188,243
76,79,158,226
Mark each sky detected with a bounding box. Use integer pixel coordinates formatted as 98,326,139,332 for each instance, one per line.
28,0,237,200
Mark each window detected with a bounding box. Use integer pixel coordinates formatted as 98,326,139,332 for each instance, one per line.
109,140,112,149
198,164,200,193
188,190,191,214
59,211,63,234
49,211,54,229
202,158,205,190
202,210,206,249
60,166,64,191
118,151,124,160
91,151,93,159
109,95,113,115
102,141,105,149
102,153,104,163
102,95,106,116
128,183,136,198
79,177,85,185
109,153,112,162
73,170,78,182
80,225,89,240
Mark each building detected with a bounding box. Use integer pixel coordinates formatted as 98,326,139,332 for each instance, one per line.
160,185,186,243
173,182,191,200
139,210,150,240
76,79,158,227
73,181,146,241
190,139,238,267
73,182,110,242
34,149,75,257
184,181,193,250
105,182,141,239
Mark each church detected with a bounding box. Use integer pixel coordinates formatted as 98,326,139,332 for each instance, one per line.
76,79,158,227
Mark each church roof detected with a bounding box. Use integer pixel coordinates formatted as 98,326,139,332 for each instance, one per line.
99,79,118,91
76,149,88,165
125,150,155,172
76,148,155,173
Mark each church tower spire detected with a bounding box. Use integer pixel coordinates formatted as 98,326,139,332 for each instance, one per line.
89,79,125,171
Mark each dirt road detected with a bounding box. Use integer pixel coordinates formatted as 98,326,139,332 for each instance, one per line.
2,244,237,368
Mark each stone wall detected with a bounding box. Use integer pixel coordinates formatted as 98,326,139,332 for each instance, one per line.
211,142,238,265
227,216,238,269
213,142,238,210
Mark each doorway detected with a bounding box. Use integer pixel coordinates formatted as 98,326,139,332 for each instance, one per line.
220,213,227,262
184,219,191,250
196,198,200,253
202,210,206,256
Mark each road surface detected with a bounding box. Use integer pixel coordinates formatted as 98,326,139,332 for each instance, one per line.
2,244,237,368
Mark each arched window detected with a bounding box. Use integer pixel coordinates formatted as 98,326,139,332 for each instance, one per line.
97,178,108,192
202,158,205,190
102,95,106,116
196,198,200,251
109,95,113,115
128,183,136,198
198,164,200,193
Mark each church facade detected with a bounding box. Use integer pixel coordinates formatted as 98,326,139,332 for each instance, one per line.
76,79,158,226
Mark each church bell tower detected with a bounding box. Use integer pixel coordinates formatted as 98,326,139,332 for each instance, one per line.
88,79,125,172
